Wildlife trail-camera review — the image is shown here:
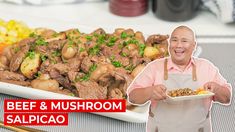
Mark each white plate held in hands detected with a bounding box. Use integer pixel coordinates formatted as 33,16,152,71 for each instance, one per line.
166,91,215,101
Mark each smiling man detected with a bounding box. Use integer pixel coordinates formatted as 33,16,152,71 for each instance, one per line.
127,26,232,132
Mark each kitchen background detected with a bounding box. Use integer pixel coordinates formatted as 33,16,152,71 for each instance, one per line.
0,0,234,132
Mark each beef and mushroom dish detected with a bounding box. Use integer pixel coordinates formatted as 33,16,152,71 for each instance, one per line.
168,88,198,97
0,28,169,109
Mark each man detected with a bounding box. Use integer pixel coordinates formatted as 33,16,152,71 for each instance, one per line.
127,26,232,132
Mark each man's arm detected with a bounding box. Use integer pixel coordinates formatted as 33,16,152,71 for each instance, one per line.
204,82,231,104
128,86,153,105
128,85,167,105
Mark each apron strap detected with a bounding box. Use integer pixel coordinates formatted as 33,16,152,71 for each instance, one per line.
192,63,197,81
164,58,197,81
164,59,168,80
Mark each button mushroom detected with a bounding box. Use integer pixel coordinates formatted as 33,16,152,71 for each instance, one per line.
62,43,77,59
31,79,59,92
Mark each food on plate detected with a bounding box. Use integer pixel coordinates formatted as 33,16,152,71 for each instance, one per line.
144,46,160,60
0,19,33,52
168,88,197,97
0,27,169,109
20,53,41,79
195,87,209,95
168,88,209,97
131,64,145,77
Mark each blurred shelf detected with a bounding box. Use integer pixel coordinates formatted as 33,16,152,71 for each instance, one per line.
0,1,235,43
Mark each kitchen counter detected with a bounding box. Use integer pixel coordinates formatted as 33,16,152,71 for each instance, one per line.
0,1,235,43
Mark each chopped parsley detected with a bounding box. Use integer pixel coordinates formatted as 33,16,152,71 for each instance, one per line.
138,43,146,56
35,38,48,46
122,41,128,46
79,48,85,52
40,55,48,62
14,47,20,53
26,51,36,59
125,65,135,72
34,71,41,78
52,50,61,57
118,44,123,49
86,35,93,41
110,55,115,61
75,64,97,82
78,74,90,81
89,64,97,72
112,61,122,67
110,36,117,43
106,36,117,47
109,56,122,67
106,42,115,47
127,39,139,44
121,52,128,57
52,33,59,37
68,40,74,48
29,32,38,38
96,34,106,45
88,45,100,55
121,32,127,39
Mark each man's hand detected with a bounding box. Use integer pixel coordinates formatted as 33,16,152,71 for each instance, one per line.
151,84,167,101
203,82,221,94
204,81,231,104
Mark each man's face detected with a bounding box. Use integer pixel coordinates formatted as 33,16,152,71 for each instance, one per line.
169,28,196,65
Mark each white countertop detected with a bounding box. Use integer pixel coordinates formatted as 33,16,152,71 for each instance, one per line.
1,1,235,43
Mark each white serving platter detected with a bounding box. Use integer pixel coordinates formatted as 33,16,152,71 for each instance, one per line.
0,82,149,123
166,91,215,101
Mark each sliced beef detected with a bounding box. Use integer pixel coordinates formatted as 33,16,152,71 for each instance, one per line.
0,79,30,86
131,56,151,67
0,71,25,81
101,45,121,57
0,63,8,71
48,40,67,50
18,38,35,52
0,55,9,67
35,45,47,54
92,28,106,35
101,46,113,57
40,60,50,73
49,69,75,91
111,70,133,94
37,29,57,39
146,34,169,46
67,71,78,82
108,88,123,99
47,63,70,75
9,51,25,72
114,55,130,67
53,63,70,74
74,80,107,99
2,46,15,61
9,38,33,72
54,89,75,96
90,55,107,63
97,73,113,87
80,57,93,73
67,57,81,72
